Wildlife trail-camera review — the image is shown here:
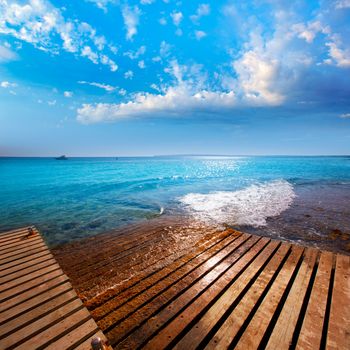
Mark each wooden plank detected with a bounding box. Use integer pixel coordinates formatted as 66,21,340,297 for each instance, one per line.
326,254,350,349
0,233,40,249
0,257,58,285
266,248,318,349
93,232,246,323
0,250,52,272
0,228,30,241
0,268,64,302
0,235,42,252
14,308,92,350
0,244,49,265
0,230,35,246
171,241,287,350
0,263,61,293
0,226,109,350
139,238,272,350
73,330,112,350
0,274,69,313
44,318,99,350
101,234,254,343
296,251,334,350
234,245,304,349
0,241,47,264
0,298,84,349
0,281,73,324
0,253,54,278
0,289,77,337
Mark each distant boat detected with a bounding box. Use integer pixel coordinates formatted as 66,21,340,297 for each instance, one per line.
55,155,68,160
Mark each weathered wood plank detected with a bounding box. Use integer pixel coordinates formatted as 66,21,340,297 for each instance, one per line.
73,330,111,350
0,235,42,253
0,253,55,279
0,226,107,350
89,230,238,317
0,244,49,265
0,268,64,302
141,237,271,350
0,233,40,249
0,258,58,285
0,289,77,337
0,274,70,313
44,318,99,350
176,241,288,350
0,240,46,260
0,263,61,293
296,251,334,350
326,254,350,350
13,308,92,350
0,228,30,242
0,250,52,272
234,245,304,349
104,234,255,345
0,298,83,349
266,248,318,350
0,281,73,324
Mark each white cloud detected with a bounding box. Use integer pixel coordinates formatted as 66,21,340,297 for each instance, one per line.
159,17,167,25
76,42,293,124
340,113,350,118
0,44,18,62
48,99,56,106
0,81,16,88
138,60,145,69
171,11,183,26
124,70,134,79
160,41,171,57
233,50,285,105
335,0,350,9
122,5,140,41
85,0,116,12
140,0,154,4
77,88,236,124
78,80,117,92
101,54,118,71
64,91,73,97
77,60,237,123
195,30,206,40
124,45,146,60
81,46,98,64
325,40,350,67
0,0,117,71
292,21,329,43
190,4,210,23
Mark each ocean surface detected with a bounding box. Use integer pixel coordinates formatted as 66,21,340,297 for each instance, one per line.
0,156,349,250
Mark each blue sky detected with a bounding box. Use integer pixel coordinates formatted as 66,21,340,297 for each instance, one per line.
0,0,350,156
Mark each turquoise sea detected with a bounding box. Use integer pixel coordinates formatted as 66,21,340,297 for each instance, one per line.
0,156,349,250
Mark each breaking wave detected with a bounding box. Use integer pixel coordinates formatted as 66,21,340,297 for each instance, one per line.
179,180,296,227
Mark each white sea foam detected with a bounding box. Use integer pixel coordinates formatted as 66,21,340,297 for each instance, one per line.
179,180,296,227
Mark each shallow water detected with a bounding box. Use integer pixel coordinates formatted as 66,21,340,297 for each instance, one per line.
0,156,349,248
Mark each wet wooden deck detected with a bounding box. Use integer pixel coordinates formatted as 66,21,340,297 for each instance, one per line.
80,229,349,349
0,227,111,350
1,226,349,349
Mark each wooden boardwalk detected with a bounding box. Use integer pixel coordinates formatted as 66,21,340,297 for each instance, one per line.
0,227,111,350
1,225,349,349
80,229,350,350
